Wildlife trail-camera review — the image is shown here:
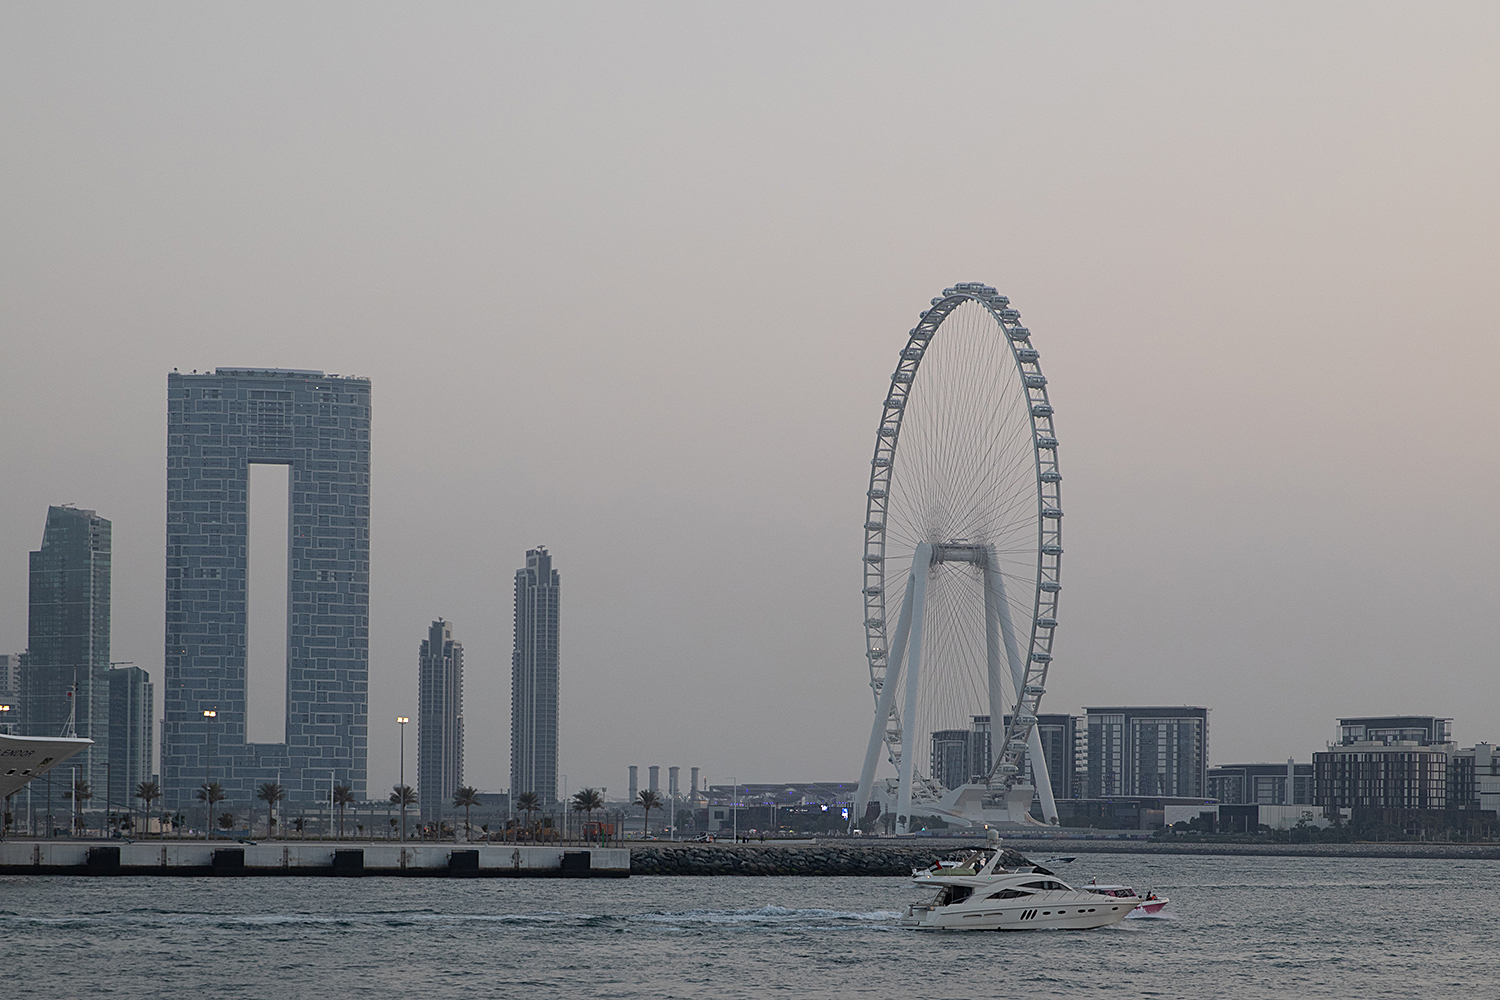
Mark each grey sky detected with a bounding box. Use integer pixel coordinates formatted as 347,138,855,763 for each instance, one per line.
3,3,1497,799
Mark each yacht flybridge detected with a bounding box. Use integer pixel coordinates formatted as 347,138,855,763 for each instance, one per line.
901,848,1137,931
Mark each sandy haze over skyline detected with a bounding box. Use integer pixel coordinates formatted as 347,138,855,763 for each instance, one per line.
3,3,1497,798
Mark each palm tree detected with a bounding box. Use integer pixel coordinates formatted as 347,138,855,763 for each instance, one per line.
256,782,286,840
452,786,480,842
136,780,161,837
67,779,93,835
196,783,227,839
333,785,355,840
572,788,604,842
389,785,417,842
638,789,662,838
515,791,540,841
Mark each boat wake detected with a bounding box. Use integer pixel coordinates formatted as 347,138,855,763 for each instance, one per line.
631,905,903,929
1124,909,1176,920
0,905,905,933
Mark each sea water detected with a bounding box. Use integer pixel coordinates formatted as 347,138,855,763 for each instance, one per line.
3,853,1496,998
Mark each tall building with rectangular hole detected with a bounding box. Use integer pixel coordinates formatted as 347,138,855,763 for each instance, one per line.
511,547,559,804
417,618,463,824
163,368,371,813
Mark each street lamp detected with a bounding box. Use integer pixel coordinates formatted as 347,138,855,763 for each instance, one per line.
396,716,409,843
203,708,217,840
730,776,738,844
0,704,12,736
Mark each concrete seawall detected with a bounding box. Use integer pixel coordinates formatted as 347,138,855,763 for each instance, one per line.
0,841,630,877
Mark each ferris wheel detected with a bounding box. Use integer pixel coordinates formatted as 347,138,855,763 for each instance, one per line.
852,283,1063,834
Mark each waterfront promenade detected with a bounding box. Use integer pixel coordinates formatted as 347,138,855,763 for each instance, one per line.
0,840,629,877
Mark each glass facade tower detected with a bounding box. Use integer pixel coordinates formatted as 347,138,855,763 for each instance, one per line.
417,618,463,823
108,664,155,813
163,368,371,813
511,547,559,804
22,506,112,793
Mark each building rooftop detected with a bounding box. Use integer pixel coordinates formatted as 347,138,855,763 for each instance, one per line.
168,368,370,381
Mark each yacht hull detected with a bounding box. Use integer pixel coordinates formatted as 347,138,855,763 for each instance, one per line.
0,734,93,798
901,893,1133,931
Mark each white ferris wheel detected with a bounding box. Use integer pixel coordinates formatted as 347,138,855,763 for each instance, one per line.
852,283,1063,834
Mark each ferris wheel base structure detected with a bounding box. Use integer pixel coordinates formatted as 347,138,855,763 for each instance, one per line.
866,779,1045,829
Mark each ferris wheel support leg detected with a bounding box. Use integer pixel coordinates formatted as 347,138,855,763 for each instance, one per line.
983,552,1028,701
983,552,1058,824
981,553,1015,772
1027,722,1058,824
894,544,932,836
853,569,918,831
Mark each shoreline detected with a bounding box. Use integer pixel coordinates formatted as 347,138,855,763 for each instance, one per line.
627,839,1500,875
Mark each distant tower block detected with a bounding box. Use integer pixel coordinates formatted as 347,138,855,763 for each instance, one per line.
628,765,639,804
511,546,560,804
690,766,700,805
668,766,680,800
648,765,660,795
25,506,112,795
417,619,464,824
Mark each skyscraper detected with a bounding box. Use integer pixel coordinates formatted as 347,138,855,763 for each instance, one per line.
511,546,559,804
417,619,464,824
163,368,371,814
0,653,21,701
1082,706,1209,798
21,506,111,794
108,665,155,813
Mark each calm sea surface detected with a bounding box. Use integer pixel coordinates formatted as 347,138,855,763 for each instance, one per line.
4,853,1497,998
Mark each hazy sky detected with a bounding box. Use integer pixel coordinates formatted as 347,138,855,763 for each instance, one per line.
3,3,1497,798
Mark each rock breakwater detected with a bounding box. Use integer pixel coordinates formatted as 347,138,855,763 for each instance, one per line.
628,844,970,876
629,838,1500,874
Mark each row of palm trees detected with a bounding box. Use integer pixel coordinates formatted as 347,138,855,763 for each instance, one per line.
565,787,665,839
20,779,671,842
485,788,660,843
118,779,362,839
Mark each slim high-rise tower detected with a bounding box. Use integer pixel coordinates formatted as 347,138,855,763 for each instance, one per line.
108,665,155,812
511,546,559,804
163,368,371,814
417,619,463,823
22,506,111,794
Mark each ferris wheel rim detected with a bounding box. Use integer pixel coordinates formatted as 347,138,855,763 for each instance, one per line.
861,282,1063,789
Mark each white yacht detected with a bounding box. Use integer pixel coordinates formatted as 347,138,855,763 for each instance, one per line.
901,849,1136,931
